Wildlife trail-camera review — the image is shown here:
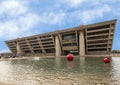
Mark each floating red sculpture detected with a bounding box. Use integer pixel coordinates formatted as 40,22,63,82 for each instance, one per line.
104,57,110,63
66,54,74,61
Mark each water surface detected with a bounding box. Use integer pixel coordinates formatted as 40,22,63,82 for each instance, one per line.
0,57,120,85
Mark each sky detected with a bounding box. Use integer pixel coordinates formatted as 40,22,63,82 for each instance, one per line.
0,0,120,53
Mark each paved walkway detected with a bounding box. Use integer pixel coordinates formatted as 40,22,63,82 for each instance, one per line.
0,82,13,85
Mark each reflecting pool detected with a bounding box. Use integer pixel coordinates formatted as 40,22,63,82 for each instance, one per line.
0,57,120,85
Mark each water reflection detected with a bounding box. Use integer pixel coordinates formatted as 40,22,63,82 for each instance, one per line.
79,57,85,65
79,57,85,72
55,57,61,69
0,57,120,85
67,61,74,69
110,57,120,85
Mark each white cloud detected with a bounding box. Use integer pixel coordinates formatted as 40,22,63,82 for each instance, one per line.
63,0,84,7
18,13,40,29
80,5,111,23
40,11,66,25
0,0,41,40
0,0,27,17
0,13,40,39
0,0,41,52
69,4,111,24
57,0,114,24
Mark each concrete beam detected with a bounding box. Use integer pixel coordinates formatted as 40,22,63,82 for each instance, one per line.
36,37,46,54
25,39,34,53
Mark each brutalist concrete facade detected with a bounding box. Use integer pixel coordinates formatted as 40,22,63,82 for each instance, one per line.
5,19,116,56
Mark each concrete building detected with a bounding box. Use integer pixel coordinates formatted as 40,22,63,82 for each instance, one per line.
5,19,116,56
0,52,13,58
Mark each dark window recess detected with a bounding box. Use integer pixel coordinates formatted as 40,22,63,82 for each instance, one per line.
21,47,29,49
63,34,75,40
40,35,51,38
109,40,112,43
88,44,107,48
24,50,31,53
87,25,110,31
111,29,114,32
41,39,52,42
63,43,77,46
18,40,26,42
10,46,16,48
29,41,38,43
19,42,27,44
12,51,17,53
87,30,109,35
46,49,55,53
88,40,108,44
42,42,53,45
30,44,39,46
111,23,115,27
43,45,54,48
42,41,53,44
27,38,37,40
88,48,107,51
33,50,42,53
87,35,108,39
20,45,28,47
33,47,40,49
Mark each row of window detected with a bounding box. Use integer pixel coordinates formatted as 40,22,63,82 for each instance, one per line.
87,40,108,44
87,30,109,36
24,49,55,53
87,25,110,31
41,39,52,42
88,48,107,51
88,44,107,48
62,34,76,40
63,43,77,46
87,35,108,40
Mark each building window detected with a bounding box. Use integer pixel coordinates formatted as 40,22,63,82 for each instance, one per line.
87,25,110,31
33,50,42,53
63,43,77,47
63,34,75,40
46,49,55,53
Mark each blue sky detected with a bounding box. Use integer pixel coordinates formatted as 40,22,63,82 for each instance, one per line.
0,0,120,53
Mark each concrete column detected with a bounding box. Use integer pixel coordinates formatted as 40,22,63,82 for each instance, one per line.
79,30,85,55
55,35,62,56
16,41,22,55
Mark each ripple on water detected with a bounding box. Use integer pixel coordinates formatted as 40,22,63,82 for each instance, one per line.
0,57,120,85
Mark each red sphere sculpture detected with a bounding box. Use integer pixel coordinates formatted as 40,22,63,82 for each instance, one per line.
66,54,74,61
104,57,110,63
